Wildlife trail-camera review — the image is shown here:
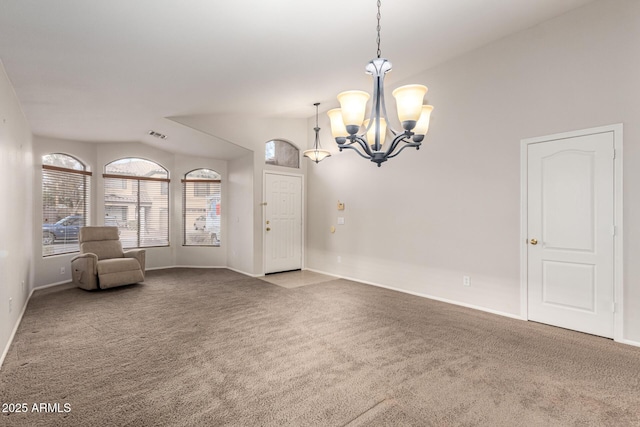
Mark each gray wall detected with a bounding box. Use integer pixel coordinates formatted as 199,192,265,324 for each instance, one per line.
306,0,640,342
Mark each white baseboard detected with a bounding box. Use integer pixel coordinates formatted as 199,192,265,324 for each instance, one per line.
146,265,227,271
147,265,260,277
620,339,640,348
226,267,261,277
304,268,342,279
306,268,524,321
0,288,35,370
34,279,72,290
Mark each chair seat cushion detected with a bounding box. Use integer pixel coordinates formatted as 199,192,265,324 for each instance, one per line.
97,258,141,275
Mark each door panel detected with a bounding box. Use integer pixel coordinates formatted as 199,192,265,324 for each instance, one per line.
265,173,302,274
527,132,614,338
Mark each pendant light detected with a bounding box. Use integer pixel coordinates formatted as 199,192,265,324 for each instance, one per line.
303,102,331,164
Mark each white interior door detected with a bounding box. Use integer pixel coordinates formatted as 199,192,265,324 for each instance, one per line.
264,173,302,274
527,131,615,338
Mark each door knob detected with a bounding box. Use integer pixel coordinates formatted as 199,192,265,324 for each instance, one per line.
530,238,538,245
266,227,271,231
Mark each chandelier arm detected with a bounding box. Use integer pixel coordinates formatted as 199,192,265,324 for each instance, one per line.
363,59,400,139
348,135,375,157
361,61,381,138
385,140,421,159
339,143,375,160
377,68,399,136
384,132,412,157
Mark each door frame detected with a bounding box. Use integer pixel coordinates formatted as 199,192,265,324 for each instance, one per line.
520,124,623,341
262,170,305,275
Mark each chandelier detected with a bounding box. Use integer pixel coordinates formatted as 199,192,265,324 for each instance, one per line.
303,102,331,163
327,0,434,167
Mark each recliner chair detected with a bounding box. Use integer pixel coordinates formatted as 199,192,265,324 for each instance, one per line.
71,226,146,290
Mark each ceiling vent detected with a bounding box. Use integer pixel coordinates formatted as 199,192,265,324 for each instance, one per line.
148,130,167,139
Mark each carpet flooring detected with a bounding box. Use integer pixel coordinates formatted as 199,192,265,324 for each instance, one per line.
1,268,639,426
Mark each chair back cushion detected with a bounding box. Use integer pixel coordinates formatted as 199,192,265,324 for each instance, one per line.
79,226,124,260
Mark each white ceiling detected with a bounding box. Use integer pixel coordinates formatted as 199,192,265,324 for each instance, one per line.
0,0,596,156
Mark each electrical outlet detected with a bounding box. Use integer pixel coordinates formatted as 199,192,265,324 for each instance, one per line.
9,297,12,313
60,266,66,275
337,256,342,263
463,276,471,287
21,281,25,292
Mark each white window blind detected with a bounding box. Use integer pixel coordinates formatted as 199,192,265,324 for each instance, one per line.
104,158,170,248
182,169,221,246
42,155,91,257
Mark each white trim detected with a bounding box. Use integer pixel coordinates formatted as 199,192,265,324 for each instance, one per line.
0,289,35,370
520,124,624,342
148,265,261,277
303,267,342,280
146,265,227,271
621,339,640,348
33,279,72,290
262,171,305,276
226,266,261,277
306,268,524,321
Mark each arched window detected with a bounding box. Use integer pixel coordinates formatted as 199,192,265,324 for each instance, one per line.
265,139,299,168
182,169,221,246
104,158,170,248
42,153,92,257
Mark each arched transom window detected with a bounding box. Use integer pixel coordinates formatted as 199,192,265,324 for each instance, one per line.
265,139,299,168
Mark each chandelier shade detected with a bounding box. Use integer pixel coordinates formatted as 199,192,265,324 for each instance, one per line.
364,118,387,148
337,90,370,134
392,84,428,129
327,108,349,141
327,0,434,167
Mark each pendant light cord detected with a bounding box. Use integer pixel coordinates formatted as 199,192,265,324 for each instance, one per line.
376,0,382,58
314,102,320,128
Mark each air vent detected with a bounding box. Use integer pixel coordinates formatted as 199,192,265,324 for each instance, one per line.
148,130,167,140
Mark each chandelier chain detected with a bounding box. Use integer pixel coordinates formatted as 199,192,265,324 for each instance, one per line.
376,0,382,58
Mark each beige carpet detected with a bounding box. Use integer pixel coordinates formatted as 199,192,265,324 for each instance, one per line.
1,268,639,426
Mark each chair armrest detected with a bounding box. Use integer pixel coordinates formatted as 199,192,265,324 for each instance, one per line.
71,253,98,275
124,249,146,275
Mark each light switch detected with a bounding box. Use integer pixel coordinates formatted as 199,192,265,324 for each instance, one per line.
337,217,345,225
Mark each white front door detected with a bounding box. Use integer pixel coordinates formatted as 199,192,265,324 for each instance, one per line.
527,131,615,338
264,173,302,274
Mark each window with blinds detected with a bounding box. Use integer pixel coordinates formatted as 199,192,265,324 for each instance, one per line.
182,169,221,246
42,154,91,257
104,158,170,248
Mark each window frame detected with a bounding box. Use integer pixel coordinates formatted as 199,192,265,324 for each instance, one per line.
265,139,300,168
42,155,92,258
103,158,170,249
182,168,221,247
